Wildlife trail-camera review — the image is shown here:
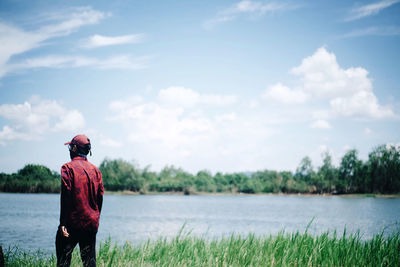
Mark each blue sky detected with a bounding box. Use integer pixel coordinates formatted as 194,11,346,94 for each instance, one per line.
0,0,399,174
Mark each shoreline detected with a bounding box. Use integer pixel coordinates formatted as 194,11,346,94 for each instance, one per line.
1,190,399,198
104,190,400,198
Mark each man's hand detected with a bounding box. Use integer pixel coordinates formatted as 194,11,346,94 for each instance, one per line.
61,226,69,238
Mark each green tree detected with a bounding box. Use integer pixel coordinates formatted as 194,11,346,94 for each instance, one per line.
195,170,216,192
317,152,337,193
99,158,143,191
367,144,400,193
213,172,229,192
0,164,59,193
295,157,315,192
252,170,283,193
223,173,248,193
239,178,262,194
280,171,296,193
148,165,194,193
338,149,363,193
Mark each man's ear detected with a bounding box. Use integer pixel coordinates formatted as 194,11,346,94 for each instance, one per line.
71,145,78,152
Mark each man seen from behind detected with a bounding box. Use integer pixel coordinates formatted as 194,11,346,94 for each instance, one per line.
56,134,104,267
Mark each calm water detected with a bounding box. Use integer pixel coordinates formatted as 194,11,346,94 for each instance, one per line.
0,193,399,254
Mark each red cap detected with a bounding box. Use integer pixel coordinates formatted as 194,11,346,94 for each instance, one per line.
64,134,91,147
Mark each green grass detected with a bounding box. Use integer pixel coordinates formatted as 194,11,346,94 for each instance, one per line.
4,230,400,266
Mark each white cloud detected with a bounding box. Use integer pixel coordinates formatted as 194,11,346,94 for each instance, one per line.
0,24,44,78
342,145,352,151
54,110,85,132
262,83,308,104
346,0,400,21
95,55,150,70
364,128,372,135
107,87,276,172
8,55,149,72
0,101,50,134
108,90,239,160
232,0,287,14
330,91,394,119
318,145,329,154
0,126,33,145
39,6,106,35
201,94,238,106
291,47,373,98
312,110,331,120
118,102,212,150
158,86,200,107
340,26,400,38
157,86,237,108
248,100,260,109
0,98,85,145
215,112,237,122
259,47,395,123
81,34,145,48
289,46,394,119
99,136,122,148
310,119,331,129
203,16,235,29
0,7,106,79
108,96,144,113
204,0,293,29
0,7,147,78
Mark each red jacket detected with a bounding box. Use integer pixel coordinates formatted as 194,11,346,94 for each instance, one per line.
59,156,104,231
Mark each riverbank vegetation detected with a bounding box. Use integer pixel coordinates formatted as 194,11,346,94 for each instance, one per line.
1,144,400,194
4,230,400,266
0,164,59,193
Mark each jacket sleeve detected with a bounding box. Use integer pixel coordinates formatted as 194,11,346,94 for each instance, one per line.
59,165,72,226
97,170,104,213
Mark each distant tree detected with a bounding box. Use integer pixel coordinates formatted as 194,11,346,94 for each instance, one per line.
0,164,59,193
280,171,295,193
367,144,400,194
213,172,231,192
140,165,158,193
295,157,314,183
18,164,56,180
195,170,215,192
99,158,143,191
317,152,337,193
223,173,248,193
0,173,13,192
239,178,262,194
338,149,363,193
252,170,283,193
4,144,400,195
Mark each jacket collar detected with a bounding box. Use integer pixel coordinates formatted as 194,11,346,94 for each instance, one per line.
72,156,87,161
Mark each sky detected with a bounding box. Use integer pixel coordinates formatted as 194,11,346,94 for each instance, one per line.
0,0,399,174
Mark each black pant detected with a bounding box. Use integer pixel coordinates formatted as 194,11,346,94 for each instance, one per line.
55,227,97,267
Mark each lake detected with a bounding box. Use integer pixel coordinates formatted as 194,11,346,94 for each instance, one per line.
0,193,399,254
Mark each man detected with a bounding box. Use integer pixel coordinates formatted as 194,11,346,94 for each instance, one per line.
56,134,104,267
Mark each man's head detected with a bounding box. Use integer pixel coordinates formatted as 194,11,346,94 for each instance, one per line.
64,134,91,159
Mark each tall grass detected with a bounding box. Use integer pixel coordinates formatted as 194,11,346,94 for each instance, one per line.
4,230,400,266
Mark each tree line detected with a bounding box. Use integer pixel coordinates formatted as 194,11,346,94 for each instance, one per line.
1,144,399,194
